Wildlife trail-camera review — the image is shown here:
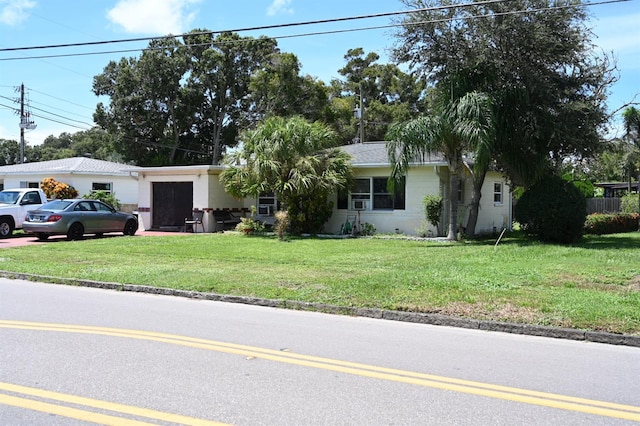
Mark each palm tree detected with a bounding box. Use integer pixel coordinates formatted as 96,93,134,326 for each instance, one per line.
220,116,353,234
386,91,494,240
622,106,640,196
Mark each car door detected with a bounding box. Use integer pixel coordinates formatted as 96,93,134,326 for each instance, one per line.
92,201,121,232
73,201,98,232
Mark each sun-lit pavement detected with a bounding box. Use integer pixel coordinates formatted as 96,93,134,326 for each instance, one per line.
0,230,185,248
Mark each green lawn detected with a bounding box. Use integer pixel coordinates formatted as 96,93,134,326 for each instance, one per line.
1,231,639,335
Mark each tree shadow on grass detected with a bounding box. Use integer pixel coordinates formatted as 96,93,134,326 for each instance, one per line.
480,231,640,250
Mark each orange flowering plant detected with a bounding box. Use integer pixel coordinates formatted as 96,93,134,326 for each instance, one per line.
40,177,79,199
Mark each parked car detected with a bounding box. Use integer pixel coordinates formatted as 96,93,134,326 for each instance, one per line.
23,199,138,241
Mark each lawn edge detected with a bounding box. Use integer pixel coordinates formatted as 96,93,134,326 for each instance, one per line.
2,270,639,348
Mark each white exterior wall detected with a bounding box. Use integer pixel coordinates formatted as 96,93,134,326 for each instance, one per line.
325,166,511,236
474,171,512,234
325,166,445,235
136,171,202,231
0,173,138,206
136,168,244,231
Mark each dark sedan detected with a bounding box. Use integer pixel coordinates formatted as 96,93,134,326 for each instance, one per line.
23,199,138,241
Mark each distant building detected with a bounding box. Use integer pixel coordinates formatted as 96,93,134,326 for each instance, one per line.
0,157,140,211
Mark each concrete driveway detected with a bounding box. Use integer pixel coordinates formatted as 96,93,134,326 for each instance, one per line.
0,230,185,248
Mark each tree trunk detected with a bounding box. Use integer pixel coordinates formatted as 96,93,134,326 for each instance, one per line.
447,167,459,241
465,170,487,238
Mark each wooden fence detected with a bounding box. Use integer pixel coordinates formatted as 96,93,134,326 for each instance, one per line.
586,198,621,214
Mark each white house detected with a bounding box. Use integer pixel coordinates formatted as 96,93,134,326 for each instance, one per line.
0,157,140,211
132,141,512,236
324,142,512,236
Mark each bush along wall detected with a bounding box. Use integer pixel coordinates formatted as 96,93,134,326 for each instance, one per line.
584,213,640,235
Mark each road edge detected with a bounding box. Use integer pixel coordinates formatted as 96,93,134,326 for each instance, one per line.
2,271,639,348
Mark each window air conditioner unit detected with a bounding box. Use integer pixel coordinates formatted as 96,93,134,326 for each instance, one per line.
258,205,271,216
352,200,367,210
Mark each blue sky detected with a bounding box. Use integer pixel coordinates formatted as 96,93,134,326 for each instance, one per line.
0,0,638,147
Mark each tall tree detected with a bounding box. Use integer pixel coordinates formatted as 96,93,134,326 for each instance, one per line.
249,52,331,123
333,48,426,143
93,31,278,166
386,91,494,240
220,116,353,234
93,37,190,165
622,107,640,191
0,139,20,165
393,0,614,187
184,31,278,165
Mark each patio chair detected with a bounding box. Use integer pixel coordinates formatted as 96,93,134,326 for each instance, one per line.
185,210,205,233
213,210,242,232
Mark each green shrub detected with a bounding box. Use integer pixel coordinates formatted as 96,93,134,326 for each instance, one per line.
514,175,586,244
83,190,121,209
621,194,640,214
359,222,376,236
584,213,640,234
235,217,265,235
422,194,442,235
286,191,334,235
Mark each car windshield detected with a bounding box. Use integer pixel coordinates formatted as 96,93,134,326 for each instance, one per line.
39,200,73,211
0,191,21,204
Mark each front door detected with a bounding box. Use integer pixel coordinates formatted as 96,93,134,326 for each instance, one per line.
152,182,193,229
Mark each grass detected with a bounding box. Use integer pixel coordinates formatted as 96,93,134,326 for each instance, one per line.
1,231,639,335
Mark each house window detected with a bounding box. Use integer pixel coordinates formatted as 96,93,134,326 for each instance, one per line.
337,189,348,210
351,178,371,210
493,182,503,204
257,193,277,216
340,177,406,211
92,182,112,194
20,181,39,189
457,179,464,203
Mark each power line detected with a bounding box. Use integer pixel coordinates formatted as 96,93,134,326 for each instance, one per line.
0,0,628,62
0,0,511,53
0,93,93,131
28,112,91,130
29,88,95,111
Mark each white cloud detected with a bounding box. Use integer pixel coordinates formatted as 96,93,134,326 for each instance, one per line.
0,0,36,25
267,0,294,17
107,0,201,35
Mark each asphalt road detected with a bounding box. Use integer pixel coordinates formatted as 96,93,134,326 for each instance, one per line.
1,278,639,425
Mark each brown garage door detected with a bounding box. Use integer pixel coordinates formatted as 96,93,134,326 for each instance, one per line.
152,182,193,229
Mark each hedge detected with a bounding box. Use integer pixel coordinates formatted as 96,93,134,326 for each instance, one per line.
584,213,640,235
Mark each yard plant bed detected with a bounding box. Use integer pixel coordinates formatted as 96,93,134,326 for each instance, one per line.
1,232,639,335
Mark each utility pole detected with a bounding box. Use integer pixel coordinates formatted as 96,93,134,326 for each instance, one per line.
358,82,364,144
19,84,25,164
353,83,365,144
18,83,36,164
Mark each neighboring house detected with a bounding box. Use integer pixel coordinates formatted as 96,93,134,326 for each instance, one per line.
0,157,140,211
132,141,512,236
594,182,639,198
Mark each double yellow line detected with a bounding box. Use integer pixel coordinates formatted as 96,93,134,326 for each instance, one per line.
1,320,639,423
0,382,225,425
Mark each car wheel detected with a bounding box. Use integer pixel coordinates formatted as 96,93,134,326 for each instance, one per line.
0,219,14,239
36,234,49,241
123,219,138,236
66,223,84,240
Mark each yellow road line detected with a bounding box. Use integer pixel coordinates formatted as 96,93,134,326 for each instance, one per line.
2,320,639,422
0,393,155,426
0,382,226,425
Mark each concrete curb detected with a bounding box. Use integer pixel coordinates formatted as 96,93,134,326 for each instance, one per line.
3,271,639,348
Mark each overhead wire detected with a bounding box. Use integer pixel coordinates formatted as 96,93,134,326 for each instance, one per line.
0,0,513,52
0,0,629,62
0,0,630,145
